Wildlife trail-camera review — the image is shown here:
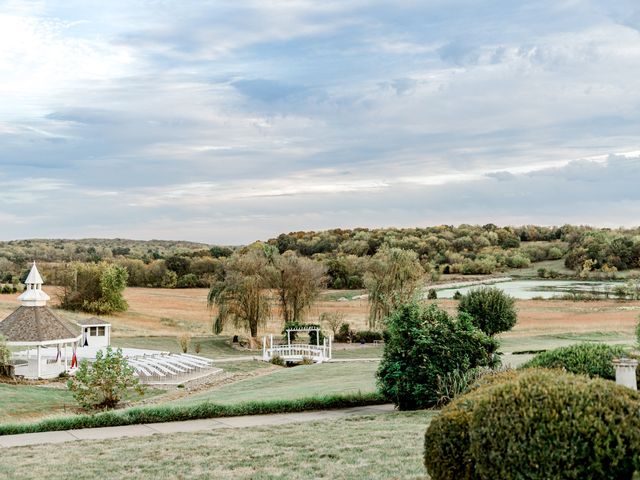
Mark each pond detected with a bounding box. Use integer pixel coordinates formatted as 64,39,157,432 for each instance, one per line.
434,279,624,300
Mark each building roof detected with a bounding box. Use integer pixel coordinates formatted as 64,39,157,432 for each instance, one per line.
0,306,81,344
76,317,111,326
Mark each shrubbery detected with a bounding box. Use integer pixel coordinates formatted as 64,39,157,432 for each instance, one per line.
425,369,640,480
335,322,355,343
458,286,517,336
377,303,498,410
521,342,627,380
67,347,145,410
354,330,383,343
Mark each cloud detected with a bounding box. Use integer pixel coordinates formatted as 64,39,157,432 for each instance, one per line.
0,1,639,242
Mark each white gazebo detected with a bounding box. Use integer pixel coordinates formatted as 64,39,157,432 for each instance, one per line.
262,326,332,363
0,262,82,379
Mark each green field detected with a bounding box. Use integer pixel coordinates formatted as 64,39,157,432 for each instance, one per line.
173,361,379,406
0,411,433,480
0,384,75,422
499,331,635,354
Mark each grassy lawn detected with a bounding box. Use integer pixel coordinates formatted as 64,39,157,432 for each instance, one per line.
0,411,434,480
0,384,75,422
0,383,165,424
499,331,635,353
332,344,384,358
174,361,378,406
111,335,250,358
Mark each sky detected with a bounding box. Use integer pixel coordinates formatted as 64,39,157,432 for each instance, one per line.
1,0,640,244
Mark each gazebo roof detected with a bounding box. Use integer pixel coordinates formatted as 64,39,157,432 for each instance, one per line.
0,306,81,344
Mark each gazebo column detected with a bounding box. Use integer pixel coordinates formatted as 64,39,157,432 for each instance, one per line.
64,343,68,370
36,345,41,378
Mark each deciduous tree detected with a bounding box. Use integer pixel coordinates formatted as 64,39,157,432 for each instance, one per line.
364,247,424,328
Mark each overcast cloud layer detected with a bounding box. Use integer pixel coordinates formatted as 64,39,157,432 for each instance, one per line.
1,0,639,244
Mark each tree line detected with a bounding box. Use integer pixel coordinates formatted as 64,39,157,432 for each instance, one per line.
1,225,639,295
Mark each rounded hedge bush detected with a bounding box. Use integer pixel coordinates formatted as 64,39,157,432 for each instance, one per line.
424,370,518,480
458,286,517,336
520,342,627,380
377,303,498,410
424,369,640,480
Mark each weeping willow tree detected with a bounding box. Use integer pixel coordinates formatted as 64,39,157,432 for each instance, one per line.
364,247,425,328
207,247,272,338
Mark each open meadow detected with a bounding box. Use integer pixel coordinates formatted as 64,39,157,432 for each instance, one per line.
2,284,640,425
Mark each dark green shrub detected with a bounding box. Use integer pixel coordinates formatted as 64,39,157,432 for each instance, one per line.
377,303,498,410
354,330,383,343
270,355,285,366
176,273,199,288
520,342,627,380
335,322,355,342
427,288,437,299
470,370,640,479
425,369,640,480
458,286,517,336
452,290,462,300
425,370,518,480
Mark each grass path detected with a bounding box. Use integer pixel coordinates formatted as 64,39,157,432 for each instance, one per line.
0,410,434,480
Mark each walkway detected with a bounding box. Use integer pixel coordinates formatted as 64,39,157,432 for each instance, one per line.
0,404,395,449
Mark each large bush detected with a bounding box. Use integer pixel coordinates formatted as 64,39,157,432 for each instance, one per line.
377,303,498,410
521,342,627,380
458,286,517,336
67,347,144,410
424,369,640,480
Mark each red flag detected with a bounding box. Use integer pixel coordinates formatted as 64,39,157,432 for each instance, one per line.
71,353,77,368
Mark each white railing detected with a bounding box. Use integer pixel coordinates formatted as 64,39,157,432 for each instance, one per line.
262,335,332,363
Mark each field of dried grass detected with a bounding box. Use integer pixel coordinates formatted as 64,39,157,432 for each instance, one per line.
1,286,639,341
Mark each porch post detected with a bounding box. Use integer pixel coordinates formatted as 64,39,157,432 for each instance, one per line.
36,345,41,378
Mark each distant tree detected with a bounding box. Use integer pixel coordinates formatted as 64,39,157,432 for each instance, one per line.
165,255,190,277
273,252,327,323
67,347,144,410
59,262,128,314
320,312,346,337
207,248,272,337
458,287,517,336
210,246,234,258
364,247,424,328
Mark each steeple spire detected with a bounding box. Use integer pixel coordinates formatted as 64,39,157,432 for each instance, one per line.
18,262,50,307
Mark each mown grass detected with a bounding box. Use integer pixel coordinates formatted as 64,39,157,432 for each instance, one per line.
173,361,378,406
499,331,635,354
0,392,386,436
0,383,165,423
332,344,384,358
0,384,75,422
0,410,432,480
